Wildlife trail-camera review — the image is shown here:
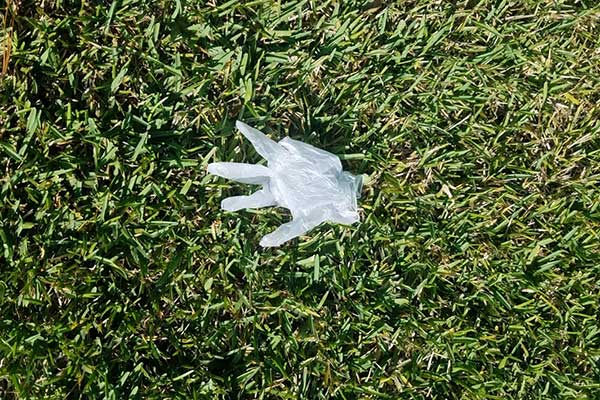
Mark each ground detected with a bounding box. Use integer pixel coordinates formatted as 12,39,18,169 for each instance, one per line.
1,0,599,399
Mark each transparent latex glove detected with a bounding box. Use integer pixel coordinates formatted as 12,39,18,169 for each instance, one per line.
207,121,363,247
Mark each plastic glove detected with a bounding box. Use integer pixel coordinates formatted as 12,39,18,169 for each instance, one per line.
208,121,363,247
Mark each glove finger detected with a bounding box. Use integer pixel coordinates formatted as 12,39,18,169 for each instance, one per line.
259,216,322,247
236,121,285,162
207,162,271,185
221,188,275,211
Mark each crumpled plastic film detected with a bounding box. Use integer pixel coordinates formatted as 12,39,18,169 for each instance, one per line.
208,121,362,247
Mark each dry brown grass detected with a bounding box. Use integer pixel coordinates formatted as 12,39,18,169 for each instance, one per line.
1,0,16,77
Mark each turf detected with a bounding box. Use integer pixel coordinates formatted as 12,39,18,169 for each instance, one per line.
1,0,600,398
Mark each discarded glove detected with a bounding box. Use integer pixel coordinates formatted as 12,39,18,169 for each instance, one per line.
207,121,363,247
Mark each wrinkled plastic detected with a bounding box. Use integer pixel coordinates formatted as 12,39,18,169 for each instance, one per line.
208,121,362,247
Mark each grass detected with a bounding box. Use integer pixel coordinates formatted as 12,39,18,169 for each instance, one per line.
1,0,600,398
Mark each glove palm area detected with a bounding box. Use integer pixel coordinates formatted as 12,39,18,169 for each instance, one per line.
208,121,361,247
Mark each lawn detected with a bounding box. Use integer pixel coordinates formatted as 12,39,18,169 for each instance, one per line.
1,0,600,398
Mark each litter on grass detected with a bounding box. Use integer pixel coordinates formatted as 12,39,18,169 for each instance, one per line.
208,121,363,247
